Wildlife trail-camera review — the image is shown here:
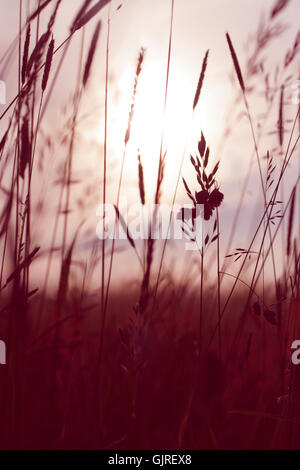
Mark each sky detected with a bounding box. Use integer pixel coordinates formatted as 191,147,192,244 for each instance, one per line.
0,0,299,288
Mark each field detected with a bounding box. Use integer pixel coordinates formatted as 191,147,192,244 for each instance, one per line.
0,0,300,450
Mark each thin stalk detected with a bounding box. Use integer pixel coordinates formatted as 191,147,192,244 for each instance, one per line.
25,0,41,294
61,33,85,258
199,222,204,352
140,0,174,314
216,209,221,357
151,107,194,315
243,94,277,290
91,2,112,447
101,11,110,320
209,106,300,346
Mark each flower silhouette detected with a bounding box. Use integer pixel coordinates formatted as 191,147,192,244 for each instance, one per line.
196,188,224,221
183,132,224,222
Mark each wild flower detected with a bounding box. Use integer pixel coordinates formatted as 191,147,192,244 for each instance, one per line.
183,132,224,222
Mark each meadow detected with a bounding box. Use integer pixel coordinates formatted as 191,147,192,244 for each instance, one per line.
0,0,299,450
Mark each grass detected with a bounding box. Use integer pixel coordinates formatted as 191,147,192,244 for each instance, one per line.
0,0,299,450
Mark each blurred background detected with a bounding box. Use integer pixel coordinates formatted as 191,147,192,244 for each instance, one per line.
0,0,299,289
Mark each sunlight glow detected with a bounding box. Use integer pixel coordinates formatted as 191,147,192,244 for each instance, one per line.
94,57,229,205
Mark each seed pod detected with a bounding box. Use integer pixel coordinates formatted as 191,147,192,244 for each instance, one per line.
42,37,54,91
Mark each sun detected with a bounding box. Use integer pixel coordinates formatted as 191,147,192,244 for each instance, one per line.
95,57,227,204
